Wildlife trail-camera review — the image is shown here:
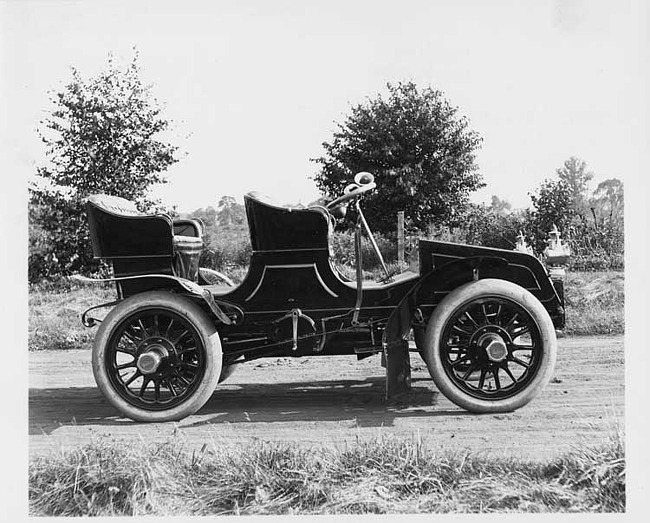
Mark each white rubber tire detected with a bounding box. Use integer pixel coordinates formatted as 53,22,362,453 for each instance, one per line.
422,279,557,413
92,291,222,422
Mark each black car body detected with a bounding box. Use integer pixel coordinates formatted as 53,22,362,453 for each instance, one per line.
82,174,564,422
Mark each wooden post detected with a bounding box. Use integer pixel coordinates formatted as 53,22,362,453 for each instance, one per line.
397,211,405,266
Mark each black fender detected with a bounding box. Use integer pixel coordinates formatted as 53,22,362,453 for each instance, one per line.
381,256,508,400
383,256,509,349
75,274,243,327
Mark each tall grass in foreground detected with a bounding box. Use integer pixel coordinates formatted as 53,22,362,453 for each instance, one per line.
29,433,624,516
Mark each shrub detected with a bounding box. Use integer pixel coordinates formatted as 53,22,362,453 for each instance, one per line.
568,254,624,272
329,231,397,271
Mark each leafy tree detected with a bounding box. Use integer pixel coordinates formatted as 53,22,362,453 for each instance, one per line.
528,177,574,251
29,52,179,280
590,178,624,229
528,158,624,258
313,81,484,234
217,196,246,228
587,178,624,256
187,198,251,272
556,156,594,216
444,203,526,250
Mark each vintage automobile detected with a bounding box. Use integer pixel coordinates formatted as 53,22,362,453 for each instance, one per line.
81,172,565,422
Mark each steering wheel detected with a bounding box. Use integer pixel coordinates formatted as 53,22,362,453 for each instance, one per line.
326,172,376,210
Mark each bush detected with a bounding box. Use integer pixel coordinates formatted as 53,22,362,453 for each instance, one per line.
199,230,253,273
568,254,624,272
329,231,397,271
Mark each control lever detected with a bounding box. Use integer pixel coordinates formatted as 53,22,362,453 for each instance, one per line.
275,308,313,351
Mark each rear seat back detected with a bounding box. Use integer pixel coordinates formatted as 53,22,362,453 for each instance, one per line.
86,194,203,284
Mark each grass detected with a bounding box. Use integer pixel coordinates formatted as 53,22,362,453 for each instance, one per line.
28,278,116,351
27,269,624,351
29,431,625,516
563,271,624,335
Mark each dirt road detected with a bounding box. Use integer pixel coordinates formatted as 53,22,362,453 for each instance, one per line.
29,335,624,460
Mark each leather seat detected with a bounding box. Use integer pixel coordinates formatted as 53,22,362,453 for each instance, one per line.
86,194,204,282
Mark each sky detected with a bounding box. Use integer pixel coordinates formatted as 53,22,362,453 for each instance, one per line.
1,0,647,213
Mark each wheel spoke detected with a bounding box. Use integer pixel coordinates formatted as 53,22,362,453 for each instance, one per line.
176,345,199,356
453,324,473,336
464,311,480,328
153,314,160,335
451,355,472,367
166,379,178,396
123,370,141,387
478,369,486,389
461,364,476,380
175,373,191,386
164,318,175,338
511,356,530,368
137,319,149,338
512,343,534,351
116,361,136,370
481,303,490,324
139,378,149,397
123,328,141,344
505,312,519,330
511,325,530,338
116,342,136,356
494,304,503,325
171,329,190,346
493,368,501,390
503,364,517,383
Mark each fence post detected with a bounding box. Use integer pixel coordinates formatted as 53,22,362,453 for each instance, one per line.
397,211,405,266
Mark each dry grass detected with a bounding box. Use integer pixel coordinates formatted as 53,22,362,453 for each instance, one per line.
29,432,625,516
563,271,624,335
28,279,115,351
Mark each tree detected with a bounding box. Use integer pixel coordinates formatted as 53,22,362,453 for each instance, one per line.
590,178,624,228
217,196,246,228
588,178,624,255
489,195,512,215
459,203,527,250
556,156,593,216
528,178,574,252
312,82,484,234
528,158,624,258
29,51,180,280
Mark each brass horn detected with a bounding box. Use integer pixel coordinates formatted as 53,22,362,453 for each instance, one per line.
354,172,375,185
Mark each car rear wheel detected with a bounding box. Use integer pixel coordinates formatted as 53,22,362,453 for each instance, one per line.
92,291,222,422
422,279,557,413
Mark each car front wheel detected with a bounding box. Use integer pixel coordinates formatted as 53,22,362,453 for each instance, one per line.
422,279,557,413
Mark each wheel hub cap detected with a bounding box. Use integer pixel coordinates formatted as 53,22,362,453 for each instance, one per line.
136,343,169,374
477,333,508,362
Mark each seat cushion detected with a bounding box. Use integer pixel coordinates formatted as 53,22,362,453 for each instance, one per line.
173,235,203,281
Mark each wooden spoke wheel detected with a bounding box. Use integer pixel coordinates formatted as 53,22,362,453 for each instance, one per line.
422,279,557,413
92,291,222,422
